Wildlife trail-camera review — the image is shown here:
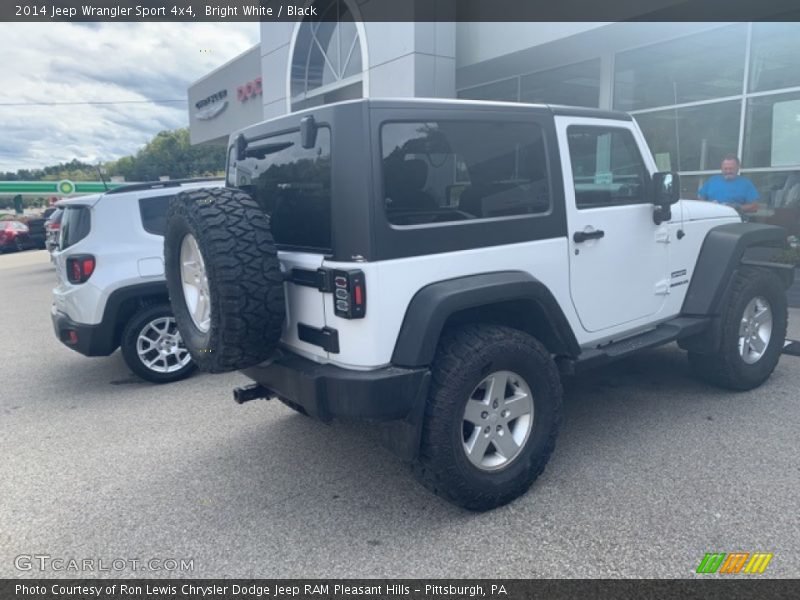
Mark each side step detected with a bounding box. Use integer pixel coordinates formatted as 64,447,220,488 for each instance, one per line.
558,316,711,375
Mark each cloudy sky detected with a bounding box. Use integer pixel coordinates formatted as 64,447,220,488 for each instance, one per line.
0,22,259,173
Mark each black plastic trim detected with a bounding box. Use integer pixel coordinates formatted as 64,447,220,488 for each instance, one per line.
104,177,223,195
290,267,332,292
392,271,580,367
51,310,114,357
298,323,340,353
682,222,791,316
241,352,430,423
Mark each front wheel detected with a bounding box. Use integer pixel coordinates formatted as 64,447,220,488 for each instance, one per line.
121,304,197,384
412,325,563,511
688,267,788,390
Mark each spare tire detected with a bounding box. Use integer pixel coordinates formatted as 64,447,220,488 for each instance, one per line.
164,187,285,373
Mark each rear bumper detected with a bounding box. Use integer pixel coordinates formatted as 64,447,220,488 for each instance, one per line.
241,352,431,460
50,306,117,357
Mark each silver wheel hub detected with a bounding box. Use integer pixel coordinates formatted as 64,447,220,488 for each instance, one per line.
136,316,192,374
738,296,773,365
179,234,211,333
462,370,534,472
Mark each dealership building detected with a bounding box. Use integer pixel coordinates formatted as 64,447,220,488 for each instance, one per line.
188,7,800,225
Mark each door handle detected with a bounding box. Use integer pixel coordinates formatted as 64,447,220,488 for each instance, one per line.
573,229,605,243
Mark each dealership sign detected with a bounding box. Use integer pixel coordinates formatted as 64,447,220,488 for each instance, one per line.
195,89,228,120
238,77,262,102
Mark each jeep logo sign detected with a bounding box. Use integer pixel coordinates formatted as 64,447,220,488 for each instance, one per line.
237,77,262,102
195,89,228,120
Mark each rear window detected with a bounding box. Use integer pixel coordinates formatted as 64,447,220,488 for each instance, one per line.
381,120,550,226
228,127,332,252
138,195,174,235
59,206,91,250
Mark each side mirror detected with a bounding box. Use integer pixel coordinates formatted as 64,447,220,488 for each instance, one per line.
300,115,317,149
652,171,680,207
652,171,680,225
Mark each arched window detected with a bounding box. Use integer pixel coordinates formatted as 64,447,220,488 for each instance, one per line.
290,0,363,110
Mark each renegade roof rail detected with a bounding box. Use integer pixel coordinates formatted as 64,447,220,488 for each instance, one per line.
104,177,224,195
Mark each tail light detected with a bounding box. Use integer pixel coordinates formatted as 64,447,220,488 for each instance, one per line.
332,269,366,319
66,255,95,284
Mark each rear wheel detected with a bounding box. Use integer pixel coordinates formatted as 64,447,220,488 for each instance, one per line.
164,187,285,373
688,267,788,390
121,304,196,384
413,324,562,511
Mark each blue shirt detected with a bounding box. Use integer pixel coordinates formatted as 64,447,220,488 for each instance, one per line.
698,175,758,205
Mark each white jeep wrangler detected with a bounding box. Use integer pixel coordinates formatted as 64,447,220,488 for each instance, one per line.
163,99,794,510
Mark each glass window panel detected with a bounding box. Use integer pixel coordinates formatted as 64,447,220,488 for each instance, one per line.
381,121,550,225
457,78,519,102
614,24,746,111
520,59,600,108
342,42,361,79
634,100,741,172
233,128,332,251
138,195,174,236
566,126,649,209
749,23,800,93
743,92,800,168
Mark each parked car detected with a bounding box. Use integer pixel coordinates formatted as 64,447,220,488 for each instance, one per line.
0,220,36,252
51,179,223,383
162,98,794,511
45,208,64,253
24,216,47,249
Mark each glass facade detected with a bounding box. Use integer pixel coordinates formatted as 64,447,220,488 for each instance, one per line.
456,23,800,232
618,23,800,234
458,60,600,108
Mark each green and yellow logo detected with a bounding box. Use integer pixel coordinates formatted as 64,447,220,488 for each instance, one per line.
697,552,773,574
57,180,75,196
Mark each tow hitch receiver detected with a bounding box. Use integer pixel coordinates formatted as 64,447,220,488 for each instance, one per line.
233,384,272,404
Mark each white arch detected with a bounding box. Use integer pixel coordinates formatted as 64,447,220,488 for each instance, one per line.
284,0,369,113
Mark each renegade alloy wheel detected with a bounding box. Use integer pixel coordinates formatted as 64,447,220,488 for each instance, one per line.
121,304,197,384
413,324,562,511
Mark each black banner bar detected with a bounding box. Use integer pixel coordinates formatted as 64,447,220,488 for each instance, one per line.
2,580,800,600
2,0,800,23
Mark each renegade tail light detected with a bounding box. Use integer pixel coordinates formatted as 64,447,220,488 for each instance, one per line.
332,269,366,319
66,255,95,284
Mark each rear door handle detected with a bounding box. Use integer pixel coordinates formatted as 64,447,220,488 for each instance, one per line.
573,229,605,243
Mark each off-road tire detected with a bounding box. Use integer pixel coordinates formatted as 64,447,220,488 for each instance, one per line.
164,187,285,373
688,267,788,390
121,304,197,384
412,324,562,511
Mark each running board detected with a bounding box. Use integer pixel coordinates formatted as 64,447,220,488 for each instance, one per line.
558,316,711,375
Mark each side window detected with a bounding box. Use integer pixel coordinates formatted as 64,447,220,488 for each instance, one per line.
381,120,550,226
138,195,173,236
567,126,650,209
231,127,332,252
59,207,91,250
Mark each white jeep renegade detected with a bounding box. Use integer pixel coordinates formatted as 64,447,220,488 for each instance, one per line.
162,99,794,510
51,179,222,383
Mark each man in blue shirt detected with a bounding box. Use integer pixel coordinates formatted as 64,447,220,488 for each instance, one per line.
698,155,759,213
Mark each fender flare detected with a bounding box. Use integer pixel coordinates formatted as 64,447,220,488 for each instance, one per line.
391,271,580,368
682,222,793,317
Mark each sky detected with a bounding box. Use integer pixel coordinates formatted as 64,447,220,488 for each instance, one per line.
0,22,260,173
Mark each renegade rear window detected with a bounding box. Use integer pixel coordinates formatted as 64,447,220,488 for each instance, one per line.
381,121,550,226
229,127,332,252
138,194,174,236
59,206,91,250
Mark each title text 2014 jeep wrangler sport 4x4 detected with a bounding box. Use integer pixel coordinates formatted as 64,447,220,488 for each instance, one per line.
163,99,794,511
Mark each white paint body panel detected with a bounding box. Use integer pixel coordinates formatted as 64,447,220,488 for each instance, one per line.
51,181,223,327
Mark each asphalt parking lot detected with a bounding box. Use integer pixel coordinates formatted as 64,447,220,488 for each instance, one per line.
2,249,799,579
